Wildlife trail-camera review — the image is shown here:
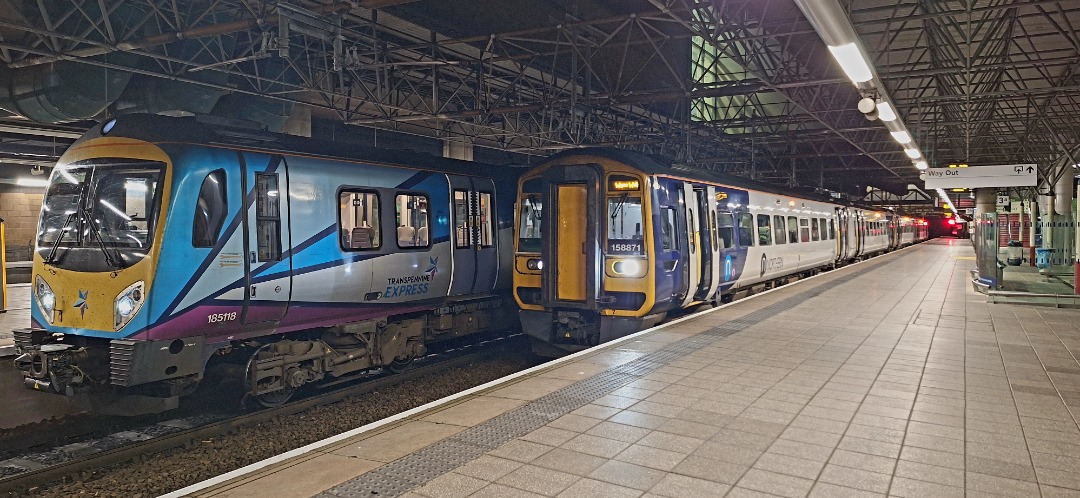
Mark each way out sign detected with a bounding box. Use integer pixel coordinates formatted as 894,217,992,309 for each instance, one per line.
924,164,1037,189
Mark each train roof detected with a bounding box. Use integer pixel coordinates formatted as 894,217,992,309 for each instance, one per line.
545,147,844,204
70,114,526,180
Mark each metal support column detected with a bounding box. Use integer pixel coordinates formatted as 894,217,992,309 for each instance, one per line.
1,216,6,313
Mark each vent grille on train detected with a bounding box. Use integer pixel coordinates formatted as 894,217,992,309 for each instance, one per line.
12,330,34,353
109,340,138,386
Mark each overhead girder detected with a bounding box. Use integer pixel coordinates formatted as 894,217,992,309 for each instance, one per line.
0,0,1074,195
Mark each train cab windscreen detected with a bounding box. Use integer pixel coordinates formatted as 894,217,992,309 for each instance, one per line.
518,197,543,253
37,159,166,271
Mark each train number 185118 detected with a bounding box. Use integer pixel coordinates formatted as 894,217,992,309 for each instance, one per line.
207,312,238,323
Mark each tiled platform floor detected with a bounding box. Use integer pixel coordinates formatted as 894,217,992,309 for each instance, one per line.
170,238,1080,497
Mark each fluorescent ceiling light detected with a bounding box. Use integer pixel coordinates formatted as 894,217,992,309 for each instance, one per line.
827,43,873,84
876,101,897,122
915,160,928,170
904,148,921,159
16,177,48,187
890,131,912,144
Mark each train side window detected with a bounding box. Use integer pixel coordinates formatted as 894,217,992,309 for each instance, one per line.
787,216,799,243
478,192,494,248
737,213,754,247
395,193,430,248
829,219,836,240
811,218,820,241
757,214,772,246
718,212,734,249
192,169,227,248
255,173,281,261
661,207,678,250
772,215,786,245
799,218,810,243
454,190,470,248
339,190,381,250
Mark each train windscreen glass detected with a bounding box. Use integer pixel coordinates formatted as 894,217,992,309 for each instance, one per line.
38,159,165,270
607,195,644,255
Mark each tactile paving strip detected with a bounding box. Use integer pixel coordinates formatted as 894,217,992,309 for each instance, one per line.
320,257,897,497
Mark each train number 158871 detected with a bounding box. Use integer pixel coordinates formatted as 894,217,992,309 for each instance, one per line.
207,312,238,323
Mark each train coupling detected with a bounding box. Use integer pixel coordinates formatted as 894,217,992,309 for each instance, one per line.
14,343,85,395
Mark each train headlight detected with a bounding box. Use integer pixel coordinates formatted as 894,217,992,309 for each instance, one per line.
610,258,646,278
35,276,56,323
526,259,544,270
114,281,145,331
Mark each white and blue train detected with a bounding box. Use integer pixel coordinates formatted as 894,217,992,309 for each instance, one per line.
512,149,928,353
14,114,519,412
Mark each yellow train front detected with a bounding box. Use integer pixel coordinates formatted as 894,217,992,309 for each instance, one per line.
514,149,700,354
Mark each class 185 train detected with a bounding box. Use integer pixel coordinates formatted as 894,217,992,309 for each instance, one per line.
511,149,928,354
13,114,520,414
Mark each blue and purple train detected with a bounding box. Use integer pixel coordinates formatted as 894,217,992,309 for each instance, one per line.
14,114,519,413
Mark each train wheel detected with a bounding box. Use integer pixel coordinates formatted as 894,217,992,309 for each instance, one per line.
244,344,297,408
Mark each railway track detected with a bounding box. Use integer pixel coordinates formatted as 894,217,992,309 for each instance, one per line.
0,333,530,495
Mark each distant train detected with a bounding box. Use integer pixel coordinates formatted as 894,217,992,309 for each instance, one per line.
512,149,928,354
14,114,519,413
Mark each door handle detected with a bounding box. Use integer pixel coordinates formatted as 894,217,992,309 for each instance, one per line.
250,285,256,297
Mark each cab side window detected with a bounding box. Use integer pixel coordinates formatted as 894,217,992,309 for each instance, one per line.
192,169,227,248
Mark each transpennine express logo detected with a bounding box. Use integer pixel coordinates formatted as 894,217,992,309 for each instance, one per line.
74,289,89,318
425,256,439,278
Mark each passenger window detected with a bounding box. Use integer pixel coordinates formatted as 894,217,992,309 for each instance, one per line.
255,173,281,261
339,190,381,250
478,192,494,248
829,219,835,240
192,169,227,248
787,216,799,243
718,212,734,249
395,193,430,248
811,218,820,241
773,215,786,245
757,214,772,246
737,212,754,247
661,207,678,250
800,218,810,243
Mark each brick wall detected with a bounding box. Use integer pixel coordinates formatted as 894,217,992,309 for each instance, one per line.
0,185,45,261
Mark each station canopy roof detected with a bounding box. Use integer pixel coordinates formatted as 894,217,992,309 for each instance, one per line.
0,0,1076,199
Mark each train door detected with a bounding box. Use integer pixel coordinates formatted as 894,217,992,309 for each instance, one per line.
835,208,847,263
540,165,602,309
448,175,499,295
680,183,702,308
694,186,720,301
241,154,292,325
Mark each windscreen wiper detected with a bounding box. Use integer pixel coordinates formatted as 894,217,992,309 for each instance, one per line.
81,209,121,268
44,212,78,265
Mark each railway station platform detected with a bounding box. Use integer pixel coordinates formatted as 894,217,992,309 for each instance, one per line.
0,282,30,357
132,239,1080,496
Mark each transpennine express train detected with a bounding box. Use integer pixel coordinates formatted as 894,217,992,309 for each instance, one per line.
512,149,928,354
13,114,520,414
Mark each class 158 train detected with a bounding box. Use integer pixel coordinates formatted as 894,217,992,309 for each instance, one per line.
511,149,928,354
13,114,520,414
